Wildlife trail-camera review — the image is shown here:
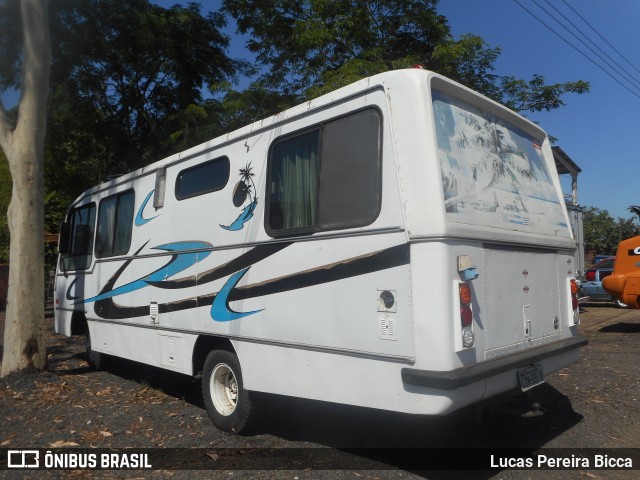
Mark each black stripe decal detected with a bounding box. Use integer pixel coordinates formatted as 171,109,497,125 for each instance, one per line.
146,242,292,289
96,243,410,319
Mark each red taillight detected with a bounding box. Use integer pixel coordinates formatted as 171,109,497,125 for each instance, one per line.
585,270,596,281
570,279,579,295
460,305,473,326
459,282,474,347
570,279,580,314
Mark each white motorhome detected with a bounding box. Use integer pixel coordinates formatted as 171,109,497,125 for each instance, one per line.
55,69,586,433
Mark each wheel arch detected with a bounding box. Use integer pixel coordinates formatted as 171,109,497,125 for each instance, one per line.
192,335,235,376
70,311,88,335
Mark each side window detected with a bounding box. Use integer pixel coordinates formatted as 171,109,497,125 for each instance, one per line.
269,130,320,232
62,203,96,270
95,191,135,258
267,108,382,236
319,109,382,228
175,156,230,200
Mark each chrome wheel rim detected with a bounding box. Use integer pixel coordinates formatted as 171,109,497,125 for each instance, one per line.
210,363,238,416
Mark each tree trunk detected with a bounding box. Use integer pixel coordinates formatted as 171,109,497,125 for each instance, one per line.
0,0,51,376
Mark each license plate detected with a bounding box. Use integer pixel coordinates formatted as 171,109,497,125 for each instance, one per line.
518,364,544,391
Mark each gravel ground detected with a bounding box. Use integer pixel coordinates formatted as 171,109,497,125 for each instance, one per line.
0,303,639,479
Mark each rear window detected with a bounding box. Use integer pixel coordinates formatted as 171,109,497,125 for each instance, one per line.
433,90,570,237
596,258,614,269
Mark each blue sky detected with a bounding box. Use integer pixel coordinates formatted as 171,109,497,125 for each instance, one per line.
3,0,638,221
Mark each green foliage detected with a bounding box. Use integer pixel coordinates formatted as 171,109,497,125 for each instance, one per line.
8,0,246,232
224,0,589,111
48,0,242,167
583,206,640,256
0,0,21,93
217,83,300,132
499,75,590,113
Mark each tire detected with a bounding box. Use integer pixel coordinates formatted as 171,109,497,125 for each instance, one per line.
614,299,628,309
202,349,255,434
85,329,105,370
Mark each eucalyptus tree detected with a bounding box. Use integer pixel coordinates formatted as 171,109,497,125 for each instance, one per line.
0,0,50,376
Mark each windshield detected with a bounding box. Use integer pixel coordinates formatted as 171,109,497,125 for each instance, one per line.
433,90,570,238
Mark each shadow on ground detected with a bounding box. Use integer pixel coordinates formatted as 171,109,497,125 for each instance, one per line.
599,322,640,333
69,351,584,479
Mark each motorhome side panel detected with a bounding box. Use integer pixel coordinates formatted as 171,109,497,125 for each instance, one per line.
55,86,415,396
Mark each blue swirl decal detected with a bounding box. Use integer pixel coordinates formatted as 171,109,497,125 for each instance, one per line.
135,190,159,226
81,241,211,304
210,267,263,322
220,199,257,231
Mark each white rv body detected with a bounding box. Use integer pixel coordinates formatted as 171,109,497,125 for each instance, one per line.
55,69,585,420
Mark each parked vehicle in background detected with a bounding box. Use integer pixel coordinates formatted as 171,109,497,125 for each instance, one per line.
594,254,612,264
581,257,627,307
601,234,640,309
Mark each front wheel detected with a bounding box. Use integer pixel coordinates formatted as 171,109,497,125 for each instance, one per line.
202,349,255,434
614,298,628,308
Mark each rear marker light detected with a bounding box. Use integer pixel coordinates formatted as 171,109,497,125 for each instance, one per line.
462,327,474,348
570,279,580,324
459,282,475,348
459,283,472,305
570,280,579,295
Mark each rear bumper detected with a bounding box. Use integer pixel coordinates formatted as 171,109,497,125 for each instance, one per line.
401,336,587,390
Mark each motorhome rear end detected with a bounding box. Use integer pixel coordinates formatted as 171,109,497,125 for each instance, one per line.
55,69,586,432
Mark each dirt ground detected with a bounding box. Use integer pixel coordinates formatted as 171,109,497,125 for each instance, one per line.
0,303,639,479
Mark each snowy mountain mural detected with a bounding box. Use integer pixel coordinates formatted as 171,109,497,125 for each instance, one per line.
433,90,569,237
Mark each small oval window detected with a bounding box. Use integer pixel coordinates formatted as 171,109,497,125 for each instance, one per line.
175,156,230,200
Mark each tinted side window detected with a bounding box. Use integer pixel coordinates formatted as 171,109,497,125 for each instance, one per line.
176,156,230,200
267,109,382,236
95,191,135,258
62,203,96,270
319,109,381,229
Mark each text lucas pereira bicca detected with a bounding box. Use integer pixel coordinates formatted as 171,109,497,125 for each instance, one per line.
491,454,633,469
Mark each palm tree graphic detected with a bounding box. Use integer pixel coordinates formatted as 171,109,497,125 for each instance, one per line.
221,162,259,231
238,162,257,205
445,111,535,211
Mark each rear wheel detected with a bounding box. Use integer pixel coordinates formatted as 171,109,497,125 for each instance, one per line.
202,349,255,434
